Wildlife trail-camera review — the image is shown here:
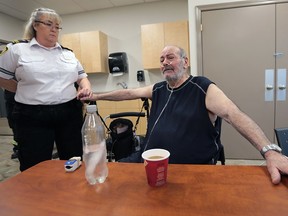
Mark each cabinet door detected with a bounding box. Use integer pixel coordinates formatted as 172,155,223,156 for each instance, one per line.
164,21,189,59
141,23,165,69
201,4,275,159
141,21,189,69
79,31,108,73
61,31,108,73
61,33,81,60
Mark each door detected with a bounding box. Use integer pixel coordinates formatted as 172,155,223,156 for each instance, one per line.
201,3,288,159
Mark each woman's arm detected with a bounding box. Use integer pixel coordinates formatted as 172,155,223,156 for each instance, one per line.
76,77,92,99
0,78,17,92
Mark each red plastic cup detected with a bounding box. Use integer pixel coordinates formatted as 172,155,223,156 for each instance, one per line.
141,149,170,187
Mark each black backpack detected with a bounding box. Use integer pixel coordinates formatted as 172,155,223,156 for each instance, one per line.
106,118,137,161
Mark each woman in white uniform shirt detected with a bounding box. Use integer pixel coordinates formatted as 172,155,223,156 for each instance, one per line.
0,8,92,171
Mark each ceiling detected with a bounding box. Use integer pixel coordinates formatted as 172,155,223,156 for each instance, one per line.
0,0,168,21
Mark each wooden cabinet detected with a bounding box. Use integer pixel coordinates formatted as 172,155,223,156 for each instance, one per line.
61,31,108,73
141,20,189,69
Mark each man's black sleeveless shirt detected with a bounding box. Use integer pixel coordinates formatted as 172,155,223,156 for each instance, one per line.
144,75,221,164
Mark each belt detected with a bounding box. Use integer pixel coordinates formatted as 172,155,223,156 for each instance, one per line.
15,98,79,110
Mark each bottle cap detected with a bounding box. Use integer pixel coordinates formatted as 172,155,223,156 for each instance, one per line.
86,104,97,113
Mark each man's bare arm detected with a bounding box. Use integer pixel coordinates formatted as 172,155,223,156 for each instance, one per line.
80,85,154,101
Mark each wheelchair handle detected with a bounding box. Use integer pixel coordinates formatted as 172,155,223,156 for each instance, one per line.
109,112,145,119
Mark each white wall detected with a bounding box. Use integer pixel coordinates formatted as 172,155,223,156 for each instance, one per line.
1,0,255,91
0,13,23,40
61,0,188,92
0,0,188,92
188,0,244,75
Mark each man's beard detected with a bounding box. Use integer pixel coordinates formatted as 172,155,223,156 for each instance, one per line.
164,62,185,84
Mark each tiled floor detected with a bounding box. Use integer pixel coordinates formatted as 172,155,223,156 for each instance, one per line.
0,118,20,182
0,136,20,182
0,118,266,182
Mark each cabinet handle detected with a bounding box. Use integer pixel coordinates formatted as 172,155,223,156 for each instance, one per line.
274,52,284,57
265,69,274,102
276,69,286,101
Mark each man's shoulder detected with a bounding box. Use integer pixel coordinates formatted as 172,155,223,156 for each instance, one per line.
192,75,211,82
191,76,214,93
192,76,214,85
153,80,166,90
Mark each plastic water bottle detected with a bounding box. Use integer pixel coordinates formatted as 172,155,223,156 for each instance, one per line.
82,104,108,185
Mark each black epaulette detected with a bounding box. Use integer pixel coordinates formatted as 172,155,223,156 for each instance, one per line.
61,45,73,52
11,39,30,45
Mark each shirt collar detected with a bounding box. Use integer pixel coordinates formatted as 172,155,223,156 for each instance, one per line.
30,38,61,50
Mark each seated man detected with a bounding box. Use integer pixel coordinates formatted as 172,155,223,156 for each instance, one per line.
78,45,288,185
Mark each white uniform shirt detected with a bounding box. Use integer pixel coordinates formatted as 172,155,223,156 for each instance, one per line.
0,38,87,105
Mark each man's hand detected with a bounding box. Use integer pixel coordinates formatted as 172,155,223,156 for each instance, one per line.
265,150,288,184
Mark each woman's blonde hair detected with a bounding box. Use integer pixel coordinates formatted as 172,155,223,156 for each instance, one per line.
23,8,62,40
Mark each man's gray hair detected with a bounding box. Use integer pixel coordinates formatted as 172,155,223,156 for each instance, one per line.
178,47,187,59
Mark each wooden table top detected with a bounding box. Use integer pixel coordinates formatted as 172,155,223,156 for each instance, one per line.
0,160,287,216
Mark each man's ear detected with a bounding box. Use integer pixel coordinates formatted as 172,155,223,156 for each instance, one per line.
183,57,189,68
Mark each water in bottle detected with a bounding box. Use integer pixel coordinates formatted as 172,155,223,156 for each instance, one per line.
82,104,108,185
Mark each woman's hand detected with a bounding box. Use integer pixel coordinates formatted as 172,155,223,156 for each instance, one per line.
76,88,93,100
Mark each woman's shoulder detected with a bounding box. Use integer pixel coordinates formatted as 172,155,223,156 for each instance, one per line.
0,39,30,55
60,45,73,52
10,39,30,49
11,39,30,45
